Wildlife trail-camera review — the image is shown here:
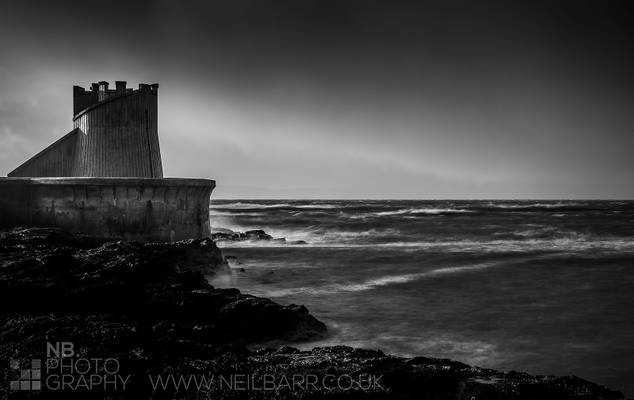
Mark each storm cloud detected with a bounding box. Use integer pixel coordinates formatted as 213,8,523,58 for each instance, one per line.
1,0,633,198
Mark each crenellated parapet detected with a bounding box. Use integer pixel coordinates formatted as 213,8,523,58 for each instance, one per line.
73,85,98,116
72,81,157,117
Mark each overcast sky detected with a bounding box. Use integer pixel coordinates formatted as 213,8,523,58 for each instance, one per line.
1,0,633,198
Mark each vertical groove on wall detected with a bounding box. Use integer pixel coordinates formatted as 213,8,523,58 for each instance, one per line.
74,88,163,177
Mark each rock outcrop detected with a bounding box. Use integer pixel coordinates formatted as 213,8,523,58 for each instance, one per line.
212,228,307,245
179,346,624,400
212,229,273,241
0,227,327,399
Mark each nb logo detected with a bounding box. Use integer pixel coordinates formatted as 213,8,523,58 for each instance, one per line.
46,341,75,358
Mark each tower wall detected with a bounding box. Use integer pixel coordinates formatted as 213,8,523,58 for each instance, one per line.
72,84,163,177
8,129,80,177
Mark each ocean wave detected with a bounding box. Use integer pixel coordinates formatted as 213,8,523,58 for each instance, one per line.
209,211,266,217
511,226,563,238
210,202,293,210
477,202,606,213
215,227,402,248
373,238,634,253
374,208,472,216
264,260,507,296
260,248,625,297
210,209,634,251
294,204,339,209
208,201,633,251
488,202,580,209
210,202,339,210
218,236,634,253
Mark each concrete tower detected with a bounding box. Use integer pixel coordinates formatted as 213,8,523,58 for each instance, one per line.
8,81,163,178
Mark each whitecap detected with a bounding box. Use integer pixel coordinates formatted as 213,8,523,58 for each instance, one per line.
210,202,340,210
487,202,584,209
373,208,472,216
210,202,293,210
209,211,266,217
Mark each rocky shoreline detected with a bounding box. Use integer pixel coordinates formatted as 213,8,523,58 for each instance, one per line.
0,228,625,399
212,228,307,245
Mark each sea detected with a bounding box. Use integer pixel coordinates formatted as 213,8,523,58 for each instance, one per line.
208,200,634,396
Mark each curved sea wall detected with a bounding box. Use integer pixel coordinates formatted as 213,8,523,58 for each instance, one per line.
0,177,214,242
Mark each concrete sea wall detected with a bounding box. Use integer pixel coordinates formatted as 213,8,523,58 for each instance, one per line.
0,177,215,242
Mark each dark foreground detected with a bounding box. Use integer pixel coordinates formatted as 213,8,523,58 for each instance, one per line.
0,228,624,399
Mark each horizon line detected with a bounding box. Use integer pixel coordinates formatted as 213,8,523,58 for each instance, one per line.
211,198,634,201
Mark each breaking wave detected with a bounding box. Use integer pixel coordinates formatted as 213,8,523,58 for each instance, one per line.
213,223,634,253
263,260,509,297
210,199,634,252
211,202,339,210
210,202,293,210
374,208,472,216
487,202,582,209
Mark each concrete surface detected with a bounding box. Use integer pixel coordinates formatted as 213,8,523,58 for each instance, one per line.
0,177,215,242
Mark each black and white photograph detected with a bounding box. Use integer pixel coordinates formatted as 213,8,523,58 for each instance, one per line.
0,0,633,399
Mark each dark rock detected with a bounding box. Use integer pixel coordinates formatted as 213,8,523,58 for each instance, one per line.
211,231,241,241
244,229,273,241
0,227,327,346
212,228,305,244
117,345,620,400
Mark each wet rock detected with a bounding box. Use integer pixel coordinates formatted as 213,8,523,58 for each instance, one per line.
0,227,327,347
212,228,306,244
211,231,242,241
244,229,273,240
216,345,623,400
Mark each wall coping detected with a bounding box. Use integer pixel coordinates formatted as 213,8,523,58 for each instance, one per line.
0,177,215,187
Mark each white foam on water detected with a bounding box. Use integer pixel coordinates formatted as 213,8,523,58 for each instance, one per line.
256,246,634,297
293,204,339,209
209,211,266,217
213,224,403,248
217,235,634,253
209,201,634,254
486,202,585,209
210,202,293,210
210,202,339,210
374,208,472,216
263,260,505,297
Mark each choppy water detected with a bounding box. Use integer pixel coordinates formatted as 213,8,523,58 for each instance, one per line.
208,200,634,396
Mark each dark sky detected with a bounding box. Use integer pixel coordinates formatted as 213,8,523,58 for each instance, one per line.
1,0,633,198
